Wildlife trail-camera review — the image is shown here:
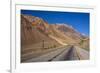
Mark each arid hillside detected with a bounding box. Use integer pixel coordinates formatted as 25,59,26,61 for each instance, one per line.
21,14,89,62
21,15,60,47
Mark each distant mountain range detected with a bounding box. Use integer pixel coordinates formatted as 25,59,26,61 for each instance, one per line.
21,14,89,50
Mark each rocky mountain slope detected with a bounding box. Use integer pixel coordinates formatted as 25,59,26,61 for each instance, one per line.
21,14,89,62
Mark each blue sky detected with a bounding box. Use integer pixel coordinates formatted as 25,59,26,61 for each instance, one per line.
21,10,90,36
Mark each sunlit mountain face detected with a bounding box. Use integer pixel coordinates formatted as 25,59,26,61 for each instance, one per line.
21,10,90,36
21,10,89,62
20,10,90,63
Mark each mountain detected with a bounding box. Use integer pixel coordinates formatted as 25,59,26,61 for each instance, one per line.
21,14,61,47
21,14,89,47
21,14,89,61
53,24,83,43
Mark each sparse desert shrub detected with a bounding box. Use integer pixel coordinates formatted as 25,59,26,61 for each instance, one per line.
79,39,84,45
53,45,56,48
